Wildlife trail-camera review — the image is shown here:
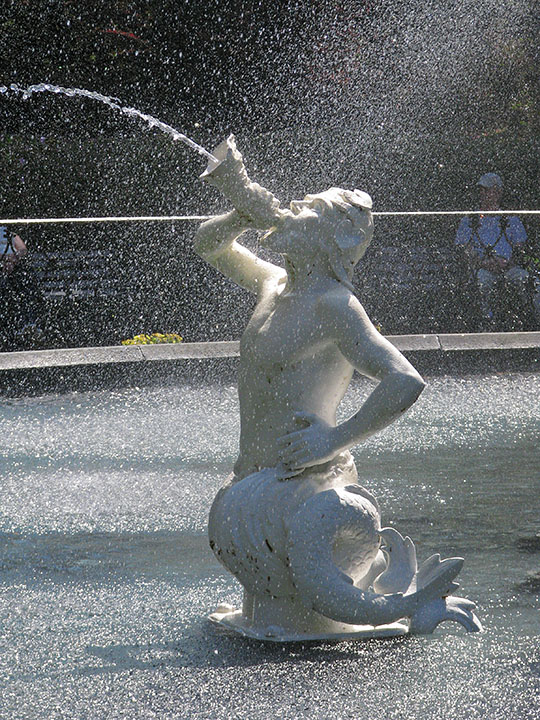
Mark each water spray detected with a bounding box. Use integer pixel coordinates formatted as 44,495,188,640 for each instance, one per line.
1,83,538,225
1,83,218,163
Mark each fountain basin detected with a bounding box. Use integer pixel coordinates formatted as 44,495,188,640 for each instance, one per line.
1,373,539,718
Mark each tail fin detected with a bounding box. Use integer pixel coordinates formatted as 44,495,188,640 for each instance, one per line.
286,486,408,627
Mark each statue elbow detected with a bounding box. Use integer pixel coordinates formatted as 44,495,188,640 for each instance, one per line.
399,371,426,410
411,372,426,396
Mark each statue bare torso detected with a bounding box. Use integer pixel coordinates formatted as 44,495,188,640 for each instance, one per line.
194,199,428,482
235,276,354,478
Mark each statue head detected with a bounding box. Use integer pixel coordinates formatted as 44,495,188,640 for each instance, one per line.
263,187,373,291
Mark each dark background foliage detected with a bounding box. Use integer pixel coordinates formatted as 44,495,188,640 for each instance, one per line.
2,0,538,212
0,0,538,346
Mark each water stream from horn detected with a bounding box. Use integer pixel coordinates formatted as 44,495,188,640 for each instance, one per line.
1,83,217,162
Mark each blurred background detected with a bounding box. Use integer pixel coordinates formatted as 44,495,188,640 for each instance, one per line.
1,0,539,348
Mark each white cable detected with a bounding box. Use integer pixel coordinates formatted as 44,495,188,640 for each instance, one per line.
0,210,539,225
0,215,213,225
374,210,540,216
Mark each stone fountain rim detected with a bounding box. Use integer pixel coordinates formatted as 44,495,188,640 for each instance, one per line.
1,331,540,371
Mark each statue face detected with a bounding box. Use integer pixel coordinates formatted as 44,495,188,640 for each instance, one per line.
260,200,321,256
261,191,373,272
350,214,374,263
289,194,325,215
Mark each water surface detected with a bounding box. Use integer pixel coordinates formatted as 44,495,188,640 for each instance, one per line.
1,374,539,719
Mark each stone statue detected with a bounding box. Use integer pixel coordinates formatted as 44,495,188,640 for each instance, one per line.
195,136,482,641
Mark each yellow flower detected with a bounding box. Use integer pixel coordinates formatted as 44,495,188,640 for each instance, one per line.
121,332,183,345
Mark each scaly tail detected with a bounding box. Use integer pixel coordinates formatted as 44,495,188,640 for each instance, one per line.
286,485,410,627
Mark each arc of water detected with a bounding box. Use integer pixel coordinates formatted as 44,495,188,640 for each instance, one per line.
1,83,217,163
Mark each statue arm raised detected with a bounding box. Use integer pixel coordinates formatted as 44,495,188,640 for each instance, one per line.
194,210,286,295
194,134,287,294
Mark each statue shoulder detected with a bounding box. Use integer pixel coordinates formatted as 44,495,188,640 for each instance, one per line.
316,284,367,320
315,285,374,343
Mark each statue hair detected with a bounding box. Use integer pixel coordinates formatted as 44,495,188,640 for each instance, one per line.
311,187,373,292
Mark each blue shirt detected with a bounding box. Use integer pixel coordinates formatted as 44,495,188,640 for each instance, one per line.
455,216,527,260
0,226,14,257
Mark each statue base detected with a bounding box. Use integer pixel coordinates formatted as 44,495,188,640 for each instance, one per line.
208,604,409,642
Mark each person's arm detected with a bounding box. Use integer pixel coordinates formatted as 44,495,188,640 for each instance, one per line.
2,234,27,273
194,210,285,295
454,218,471,248
507,217,528,267
277,292,425,473
455,218,482,271
12,234,27,259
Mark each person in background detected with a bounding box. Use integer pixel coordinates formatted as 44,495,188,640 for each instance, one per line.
455,172,539,326
0,225,45,349
1,225,27,270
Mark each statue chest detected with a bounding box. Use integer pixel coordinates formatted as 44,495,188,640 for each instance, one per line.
240,292,325,368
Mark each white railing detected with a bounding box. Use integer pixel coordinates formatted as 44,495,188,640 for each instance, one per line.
1,210,539,225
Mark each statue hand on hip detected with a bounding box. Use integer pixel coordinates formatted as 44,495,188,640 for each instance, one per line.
276,412,340,479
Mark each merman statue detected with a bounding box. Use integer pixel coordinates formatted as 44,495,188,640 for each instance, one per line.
194,136,482,641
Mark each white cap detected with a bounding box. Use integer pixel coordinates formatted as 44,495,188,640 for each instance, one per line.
477,172,503,189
